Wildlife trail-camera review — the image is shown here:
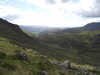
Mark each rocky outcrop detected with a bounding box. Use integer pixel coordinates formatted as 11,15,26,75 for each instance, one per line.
40,71,48,75
16,52,30,62
59,60,71,69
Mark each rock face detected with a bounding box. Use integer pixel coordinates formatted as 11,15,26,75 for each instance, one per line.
16,52,30,62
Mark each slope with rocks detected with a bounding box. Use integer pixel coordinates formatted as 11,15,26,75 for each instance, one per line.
0,18,60,75
38,22,100,67
0,18,100,75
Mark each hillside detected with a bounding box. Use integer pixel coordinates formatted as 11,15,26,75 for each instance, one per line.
84,22,100,31
38,22,100,67
0,18,63,75
1,37,99,75
0,18,39,49
62,22,100,33
0,36,62,75
0,18,100,75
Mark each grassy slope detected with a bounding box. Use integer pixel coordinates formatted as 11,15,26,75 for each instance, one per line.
0,18,100,75
0,18,60,75
0,36,60,75
0,18,39,49
0,19,59,75
0,36,100,75
37,31,100,67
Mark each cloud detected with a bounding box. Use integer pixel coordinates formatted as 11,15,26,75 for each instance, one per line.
46,0,56,4
46,0,71,4
0,0,100,27
0,5,23,24
3,15,19,21
27,0,70,7
0,0,89,27
62,0,69,3
0,5,21,16
78,0,100,18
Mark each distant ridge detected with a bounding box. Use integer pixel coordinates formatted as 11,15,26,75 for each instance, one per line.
56,22,100,33
84,22,100,31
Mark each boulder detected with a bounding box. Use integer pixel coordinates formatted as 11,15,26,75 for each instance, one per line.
60,60,71,69
40,71,48,75
16,52,30,62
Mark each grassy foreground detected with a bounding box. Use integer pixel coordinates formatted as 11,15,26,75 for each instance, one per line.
0,36,100,75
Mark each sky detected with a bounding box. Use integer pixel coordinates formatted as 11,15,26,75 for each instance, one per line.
0,0,100,27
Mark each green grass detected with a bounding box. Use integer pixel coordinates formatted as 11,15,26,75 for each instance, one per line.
0,36,58,75
37,31,100,66
0,18,100,75
0,36,100,75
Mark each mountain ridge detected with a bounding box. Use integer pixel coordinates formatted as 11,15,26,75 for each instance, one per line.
0,18,38,49
62,22,100,32
0,18,100,75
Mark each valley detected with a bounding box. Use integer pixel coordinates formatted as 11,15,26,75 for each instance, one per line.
0,18,100,75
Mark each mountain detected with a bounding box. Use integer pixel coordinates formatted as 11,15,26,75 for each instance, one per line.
20,26,61,33
39,22,100,35
0,18,62,75
0,18,100,75
62,22,100,33
0,18,39,49
38,22,100,67
83,22,100,31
